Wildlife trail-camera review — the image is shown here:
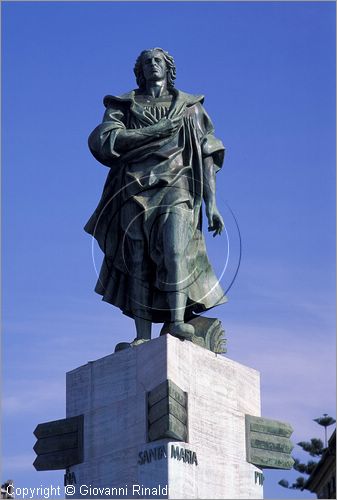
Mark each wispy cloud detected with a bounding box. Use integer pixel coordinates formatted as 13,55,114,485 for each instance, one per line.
3,379,65,416
222,321,335,445
3,453,37,472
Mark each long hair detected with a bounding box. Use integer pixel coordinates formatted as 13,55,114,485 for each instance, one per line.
134,48,176,90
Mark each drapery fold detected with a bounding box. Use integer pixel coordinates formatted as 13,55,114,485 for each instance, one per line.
85,89,227,321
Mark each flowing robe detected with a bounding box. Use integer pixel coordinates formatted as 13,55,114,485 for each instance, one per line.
85,88,227,322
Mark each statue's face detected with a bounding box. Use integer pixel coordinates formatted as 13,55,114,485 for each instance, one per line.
142,50,167,83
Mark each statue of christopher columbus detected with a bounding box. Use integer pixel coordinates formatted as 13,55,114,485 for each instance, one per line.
85,48,227,349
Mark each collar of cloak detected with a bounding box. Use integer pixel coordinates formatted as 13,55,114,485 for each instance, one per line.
103,88,205,109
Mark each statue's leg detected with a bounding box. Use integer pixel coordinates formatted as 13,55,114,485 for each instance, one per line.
128,239,152,342
134,316,152,341
163,208,195,339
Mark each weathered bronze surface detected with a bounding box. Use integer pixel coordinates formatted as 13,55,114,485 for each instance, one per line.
148,396,188,425
85,48,226,346
33,415,84,471
160,315,226,353
245,415,295,470
148,379,187,408
247,416,293,438
147,379,188,442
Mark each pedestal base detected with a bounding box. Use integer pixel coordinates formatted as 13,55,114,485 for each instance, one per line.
66,335,263,499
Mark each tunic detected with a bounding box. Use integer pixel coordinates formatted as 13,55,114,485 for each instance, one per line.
85,88,227,322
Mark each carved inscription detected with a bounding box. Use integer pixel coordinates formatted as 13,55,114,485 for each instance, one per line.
138,445,198,466
138,445,167,465
171,445,198,465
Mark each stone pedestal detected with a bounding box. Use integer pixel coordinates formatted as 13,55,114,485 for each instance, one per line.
66,335,263,499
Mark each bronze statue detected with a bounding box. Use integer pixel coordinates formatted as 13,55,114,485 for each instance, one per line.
85,48,227,348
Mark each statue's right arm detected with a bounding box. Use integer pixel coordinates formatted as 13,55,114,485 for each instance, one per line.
115,115,182,153
88,108,154,164
89,107,182,165
114,127,161,153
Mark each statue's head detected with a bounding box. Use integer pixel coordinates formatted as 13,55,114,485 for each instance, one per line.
134,48,176,90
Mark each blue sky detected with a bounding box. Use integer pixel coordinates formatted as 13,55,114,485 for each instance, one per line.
2,1,336,498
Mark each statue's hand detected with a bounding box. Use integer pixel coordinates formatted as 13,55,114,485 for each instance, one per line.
153,116,182,138
206,205,224,237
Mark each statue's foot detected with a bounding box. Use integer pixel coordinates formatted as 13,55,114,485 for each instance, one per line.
114,338,150,352
130,338,151,347
169,322,195,340
160,322,170,336
115,341,132,352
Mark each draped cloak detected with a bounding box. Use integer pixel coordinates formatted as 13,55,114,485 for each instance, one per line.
84,88,227,322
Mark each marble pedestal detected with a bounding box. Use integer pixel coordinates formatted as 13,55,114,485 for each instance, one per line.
66,335,263,499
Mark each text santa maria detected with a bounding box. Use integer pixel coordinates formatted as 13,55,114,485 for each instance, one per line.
138,445,198,466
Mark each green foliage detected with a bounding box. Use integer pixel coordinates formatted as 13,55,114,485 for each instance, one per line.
313,415,336,428
293,458,317,474
305,461,318,475
297,438,324,456
279,413,335,491
278,476,306,490
293,477,306,489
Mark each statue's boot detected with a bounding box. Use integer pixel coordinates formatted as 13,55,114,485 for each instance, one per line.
130,338,151,347
114,342,131,352
169,322,195,340
114,337,150,352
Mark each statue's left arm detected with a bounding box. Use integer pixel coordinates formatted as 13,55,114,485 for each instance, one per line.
203,157,224,236
195,103,225,237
